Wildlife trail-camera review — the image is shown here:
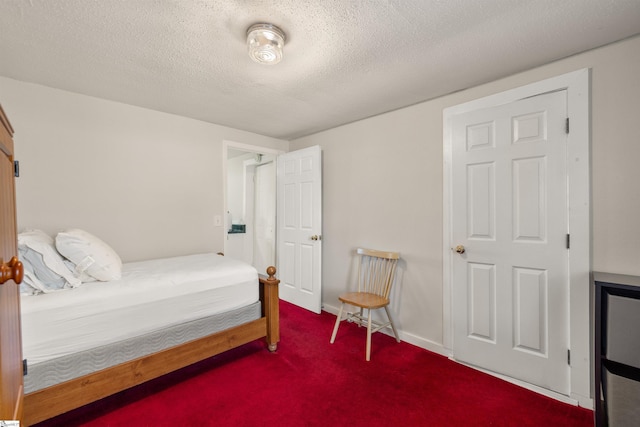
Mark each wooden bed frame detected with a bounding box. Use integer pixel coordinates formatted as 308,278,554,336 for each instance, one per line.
22,266,280,426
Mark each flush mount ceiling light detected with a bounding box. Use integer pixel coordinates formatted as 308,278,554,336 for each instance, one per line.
246,23,286,65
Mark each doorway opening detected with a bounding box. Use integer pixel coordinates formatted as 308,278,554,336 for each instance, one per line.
223,141,283,274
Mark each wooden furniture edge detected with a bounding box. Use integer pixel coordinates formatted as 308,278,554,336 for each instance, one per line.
23,268,280,426
0,104,15,135
0,103,15,158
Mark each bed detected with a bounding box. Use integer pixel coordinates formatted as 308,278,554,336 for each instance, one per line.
17,229,279,426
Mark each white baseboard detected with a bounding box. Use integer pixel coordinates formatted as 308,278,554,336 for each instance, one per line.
322,303,450,358
322,303,593,409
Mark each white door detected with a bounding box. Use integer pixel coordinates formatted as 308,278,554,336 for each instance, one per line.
277,145,322,314
451,90,570,394
254,162,276,274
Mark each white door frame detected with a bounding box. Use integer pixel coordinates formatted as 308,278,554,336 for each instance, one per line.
222,140,285,268
443,69,591,407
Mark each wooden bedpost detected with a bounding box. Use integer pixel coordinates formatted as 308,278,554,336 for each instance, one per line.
260,266,280,351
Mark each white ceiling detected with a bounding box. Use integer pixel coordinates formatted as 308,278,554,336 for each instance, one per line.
1,1,639,140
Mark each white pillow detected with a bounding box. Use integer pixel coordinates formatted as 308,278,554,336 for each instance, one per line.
56,229,122,281
18,229,81,290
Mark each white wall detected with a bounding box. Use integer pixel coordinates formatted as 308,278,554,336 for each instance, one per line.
0,77,288,262
291,35,640,378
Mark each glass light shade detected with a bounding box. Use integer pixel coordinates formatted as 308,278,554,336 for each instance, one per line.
247,23,285,65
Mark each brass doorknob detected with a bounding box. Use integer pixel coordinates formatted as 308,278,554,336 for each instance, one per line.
454,245,465,254
310,235,321,241
0,256,24,285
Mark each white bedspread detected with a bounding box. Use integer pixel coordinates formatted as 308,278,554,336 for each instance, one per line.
21,253,259,365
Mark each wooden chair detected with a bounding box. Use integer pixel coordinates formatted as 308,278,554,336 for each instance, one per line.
330,248,400,361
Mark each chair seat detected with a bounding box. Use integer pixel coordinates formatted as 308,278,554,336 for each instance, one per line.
338,292,389,309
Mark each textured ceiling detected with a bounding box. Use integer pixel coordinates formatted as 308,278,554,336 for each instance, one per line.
0,0,639,140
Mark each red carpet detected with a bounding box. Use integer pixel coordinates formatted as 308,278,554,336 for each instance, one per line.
35,300,593,426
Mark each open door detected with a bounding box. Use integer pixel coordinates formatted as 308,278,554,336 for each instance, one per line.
276,146,322,314
0,104,24,423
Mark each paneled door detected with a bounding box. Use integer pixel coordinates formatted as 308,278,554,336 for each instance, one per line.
0,104,24,422
451,91,570,394
277,146,322,314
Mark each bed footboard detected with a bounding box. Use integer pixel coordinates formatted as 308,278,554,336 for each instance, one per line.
23,266,280,426
260,265,280,352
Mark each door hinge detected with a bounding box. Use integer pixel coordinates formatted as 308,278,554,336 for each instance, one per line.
566,234,570,249
565,118,570,134
567,349,571,365
14,160,19,177
23,359,28,376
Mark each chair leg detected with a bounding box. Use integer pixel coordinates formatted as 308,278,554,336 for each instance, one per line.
330,303,345,343
356,307,364,327
366,309,373,361
384,306,401,342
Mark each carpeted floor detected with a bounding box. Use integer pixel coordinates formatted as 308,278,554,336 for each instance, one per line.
35,300,594,426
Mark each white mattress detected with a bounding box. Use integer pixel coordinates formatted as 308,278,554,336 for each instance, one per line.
21,253,259,365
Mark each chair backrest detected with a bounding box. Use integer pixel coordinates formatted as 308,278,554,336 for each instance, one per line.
356,248,400,298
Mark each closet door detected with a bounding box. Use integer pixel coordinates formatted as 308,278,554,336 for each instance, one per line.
0,104,23,422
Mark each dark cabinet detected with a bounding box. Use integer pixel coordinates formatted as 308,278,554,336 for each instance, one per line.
594,272,640,426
